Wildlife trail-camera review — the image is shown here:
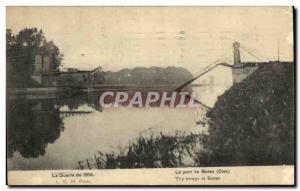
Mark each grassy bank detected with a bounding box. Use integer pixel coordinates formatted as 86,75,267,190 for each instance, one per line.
77,132,208,169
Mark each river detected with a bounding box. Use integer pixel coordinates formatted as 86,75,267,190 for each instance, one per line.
7,82,231,170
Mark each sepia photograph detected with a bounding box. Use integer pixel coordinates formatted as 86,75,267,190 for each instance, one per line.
6,6,295,185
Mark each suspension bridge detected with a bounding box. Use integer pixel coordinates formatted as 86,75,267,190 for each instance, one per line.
174,41,277,109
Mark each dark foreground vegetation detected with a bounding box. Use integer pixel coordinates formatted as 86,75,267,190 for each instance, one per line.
201,62,294,166
77,133,208,169
77,62,294,169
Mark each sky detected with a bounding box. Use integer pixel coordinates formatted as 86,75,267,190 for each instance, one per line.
7,6,293,74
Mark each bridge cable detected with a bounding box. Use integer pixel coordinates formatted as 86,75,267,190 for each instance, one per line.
240,45,270,62
174,61,234,110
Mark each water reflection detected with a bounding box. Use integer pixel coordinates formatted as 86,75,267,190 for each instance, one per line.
7,92,101,160
7,99,64,158
7,89,213,170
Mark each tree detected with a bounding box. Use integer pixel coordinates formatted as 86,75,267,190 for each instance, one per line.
6,28,63,87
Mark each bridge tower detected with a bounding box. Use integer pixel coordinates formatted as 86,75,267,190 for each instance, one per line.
31,53,54,86
232,42,259,84
233,41,241,65
32,54,43,84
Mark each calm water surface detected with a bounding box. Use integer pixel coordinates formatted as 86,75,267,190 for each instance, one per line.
7,85,230,170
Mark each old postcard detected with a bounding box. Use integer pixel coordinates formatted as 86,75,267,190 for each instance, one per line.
6,6,294,185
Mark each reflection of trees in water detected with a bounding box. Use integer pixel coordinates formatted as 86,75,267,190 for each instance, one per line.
7,92,101,159
7,99,64,158
56,91,102,111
